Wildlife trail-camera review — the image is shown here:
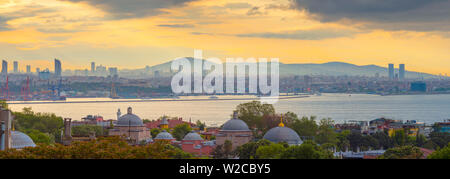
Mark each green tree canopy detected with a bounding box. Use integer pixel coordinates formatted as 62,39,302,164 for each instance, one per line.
171,123,192,141
378,145,423,159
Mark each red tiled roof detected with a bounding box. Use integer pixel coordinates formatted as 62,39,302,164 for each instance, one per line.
145,118,196,129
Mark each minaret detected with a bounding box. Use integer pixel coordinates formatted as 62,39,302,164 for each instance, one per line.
116,108,121,120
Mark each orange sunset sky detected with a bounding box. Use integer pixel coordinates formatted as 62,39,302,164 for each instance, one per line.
0,0,449,75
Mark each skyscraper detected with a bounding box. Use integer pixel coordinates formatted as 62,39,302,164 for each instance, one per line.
399,64,405,80
13,61,18,73
91,62,95,73
388,63,394,80
54,59,62,77
26,65,31,73
36,68,40,74
1,60,7,75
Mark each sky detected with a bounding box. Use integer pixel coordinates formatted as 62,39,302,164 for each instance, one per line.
0,0,449,75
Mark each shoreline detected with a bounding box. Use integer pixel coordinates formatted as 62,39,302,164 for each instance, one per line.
7,95,309,105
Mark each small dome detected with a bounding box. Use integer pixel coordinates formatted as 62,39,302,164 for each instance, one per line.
11,131,36,149
155,130,174,140
183,131,203,141
263,126,303,145
116,107,144,126
221,111,250,131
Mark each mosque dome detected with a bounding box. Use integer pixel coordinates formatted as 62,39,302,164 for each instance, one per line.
263,116,303,145
11,131,36,149
116,107,144,126
221,111,250,131
182,131,203,141
155,130,174,140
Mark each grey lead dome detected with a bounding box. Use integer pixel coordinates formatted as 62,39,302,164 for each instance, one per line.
116,107,144,126
263,126,303,145
11,131,36,149
155,130,174,140
183,131,203,141
221,111,250,131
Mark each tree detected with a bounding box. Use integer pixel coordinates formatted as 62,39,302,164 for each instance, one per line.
12,108,64,143
171,123,192,141
235,101,275,131
72,125,107,137
211,140,234,159
235,139,272,159
392,129,407,146
196,120,206,131
429,132,450,149
290,116,318,140
336,130,350,151
347,132,364,151
415,134,427,147
151,128,161,139
0,136,193,159
255,143,286,159
315,118,337,145
378,145,423,159
372,132,393,149
279,141,334,159
428,143,450,159
23,129,54,144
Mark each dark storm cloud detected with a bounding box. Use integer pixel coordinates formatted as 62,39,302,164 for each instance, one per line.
237,28,360,40
61,0,197,19
292,0,450,31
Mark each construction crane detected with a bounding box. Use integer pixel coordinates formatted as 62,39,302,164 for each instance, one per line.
20,76,31,101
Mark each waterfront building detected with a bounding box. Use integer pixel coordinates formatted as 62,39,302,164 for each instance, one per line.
54,59,62,77
13,61,18,73
388,63,394,80
410,81,427,92
215,111,252,150
1,60,7,75
181,131,215,156
434,120,450,133
108,107,152,145
91,62,95,73
26,65,31,73
263,116,303,145
399,64,405,80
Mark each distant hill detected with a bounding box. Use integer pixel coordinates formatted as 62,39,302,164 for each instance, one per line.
144,58,435,79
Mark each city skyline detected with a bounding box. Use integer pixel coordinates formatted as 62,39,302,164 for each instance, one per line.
0,0,449,75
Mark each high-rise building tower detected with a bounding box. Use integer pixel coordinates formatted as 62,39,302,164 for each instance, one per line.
91,62,95,73
54,59,62,77
399,64,405,80
1,60,7,75
36,68,40,74
13,61,18,73
388,63,394,80
26,65,31,73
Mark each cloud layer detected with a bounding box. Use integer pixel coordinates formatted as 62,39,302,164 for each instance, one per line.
61,0,197,18
293,0,450,31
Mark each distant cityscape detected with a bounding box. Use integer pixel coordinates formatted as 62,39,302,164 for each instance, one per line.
0,58,449,101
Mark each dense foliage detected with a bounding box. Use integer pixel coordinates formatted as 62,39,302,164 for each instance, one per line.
72,125,107,137
427,143,450,159
378,145,423,159
0,136,192,159
12,107,63,144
